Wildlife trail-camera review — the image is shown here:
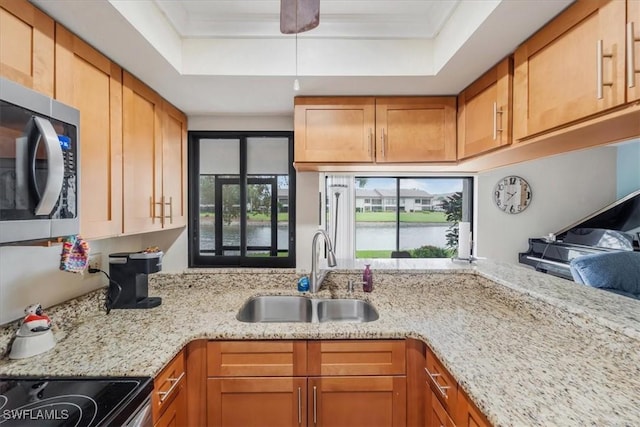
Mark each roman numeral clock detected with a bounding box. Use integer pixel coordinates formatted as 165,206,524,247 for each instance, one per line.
493,175,532,214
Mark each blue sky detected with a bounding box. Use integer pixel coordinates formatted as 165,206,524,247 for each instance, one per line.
357,177,462,195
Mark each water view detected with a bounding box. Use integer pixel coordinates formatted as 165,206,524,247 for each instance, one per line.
199,220,450,255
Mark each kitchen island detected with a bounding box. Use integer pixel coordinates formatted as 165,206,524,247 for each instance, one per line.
0,259,639,426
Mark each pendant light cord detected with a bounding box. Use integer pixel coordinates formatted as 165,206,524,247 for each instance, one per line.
294,0,300,91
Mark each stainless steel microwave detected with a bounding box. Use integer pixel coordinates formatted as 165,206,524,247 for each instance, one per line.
0,77,80,244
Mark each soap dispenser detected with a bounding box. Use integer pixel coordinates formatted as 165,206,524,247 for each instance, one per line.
363,264,373,292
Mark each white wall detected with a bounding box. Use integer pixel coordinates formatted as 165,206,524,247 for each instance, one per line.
0,229,188,325
476,146,618,263
616,138,640,198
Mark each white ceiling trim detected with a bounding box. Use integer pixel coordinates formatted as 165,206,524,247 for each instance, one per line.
107,0,479,78
153,0,460,39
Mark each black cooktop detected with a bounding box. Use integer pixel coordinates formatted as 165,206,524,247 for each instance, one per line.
0,377,152,427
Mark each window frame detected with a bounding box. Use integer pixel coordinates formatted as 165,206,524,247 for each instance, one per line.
188,130,296,268
348,175,474,258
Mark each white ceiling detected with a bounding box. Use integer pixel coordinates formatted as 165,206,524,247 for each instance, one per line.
32,0,574,117
153,0,460,39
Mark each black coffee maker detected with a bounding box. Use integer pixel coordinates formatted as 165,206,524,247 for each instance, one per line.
107,251,163,310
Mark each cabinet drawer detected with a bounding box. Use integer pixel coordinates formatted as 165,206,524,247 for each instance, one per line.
152,350,186,422
308,340,406,376
429,388,456,427
425,349,457,416
207,340,307,377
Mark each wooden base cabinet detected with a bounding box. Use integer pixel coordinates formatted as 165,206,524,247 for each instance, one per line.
310,376,406,427
153,350,188,427
207,377,307,427
207,340,406,427
424,347,490,427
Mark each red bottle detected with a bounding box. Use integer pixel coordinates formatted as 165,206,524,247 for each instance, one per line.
363,264,373,292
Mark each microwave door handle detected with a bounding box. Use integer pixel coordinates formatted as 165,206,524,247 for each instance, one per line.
30,117,64,216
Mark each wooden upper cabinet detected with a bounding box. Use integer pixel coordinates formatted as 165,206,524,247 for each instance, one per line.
458,58,513,160
55,24,123,239
122,71,163,234
376,97,457,162
161,101,188,229
294,97,456,164
629,0,640,102
513,0,627,140
0,0,54,96
294,97,375,163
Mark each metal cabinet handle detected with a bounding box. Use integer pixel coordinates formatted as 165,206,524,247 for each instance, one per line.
313,385,317,425
425,367,450,399
368,128,373,158
492,102,503,141
298,386,302,425
157,371,185,403
381,129,386,159
153,196,164,225
597,39,614,99
628,22,640,89
164,196,173,224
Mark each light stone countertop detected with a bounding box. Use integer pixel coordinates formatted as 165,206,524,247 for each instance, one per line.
0,259,639,427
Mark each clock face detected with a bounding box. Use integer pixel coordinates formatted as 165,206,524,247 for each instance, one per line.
493,176,532,214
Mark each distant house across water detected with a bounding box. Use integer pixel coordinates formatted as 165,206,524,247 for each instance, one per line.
354,189,453,212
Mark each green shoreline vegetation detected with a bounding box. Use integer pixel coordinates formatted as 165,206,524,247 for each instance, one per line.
200,211,448,223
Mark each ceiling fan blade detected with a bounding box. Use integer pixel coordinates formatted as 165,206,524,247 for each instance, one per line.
280,0,320,34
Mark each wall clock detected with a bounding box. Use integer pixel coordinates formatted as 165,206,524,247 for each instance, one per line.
493,175,532,214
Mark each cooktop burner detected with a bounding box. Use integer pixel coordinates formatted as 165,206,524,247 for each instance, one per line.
0,377,152,427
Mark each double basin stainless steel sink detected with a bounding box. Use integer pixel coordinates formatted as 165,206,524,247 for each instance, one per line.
236,295,379,323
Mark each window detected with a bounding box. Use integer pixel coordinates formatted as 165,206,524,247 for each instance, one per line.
188,131,295,267
327,176,472,259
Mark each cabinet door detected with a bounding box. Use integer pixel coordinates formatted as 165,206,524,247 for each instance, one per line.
513,0,626,140
153,350,186,423
425,349,458,416
457,58,513,159
55,24,123,239
207,340,307,377
308,340,405,376
0,0,53,96
629,0,640,102
455,388,491,427
161,102,187,229
426,389,455,427
154,382,187,427
207,377,307,427
375,97,457,162
294,97,375,163
309,376,406,427
122,71,163,234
